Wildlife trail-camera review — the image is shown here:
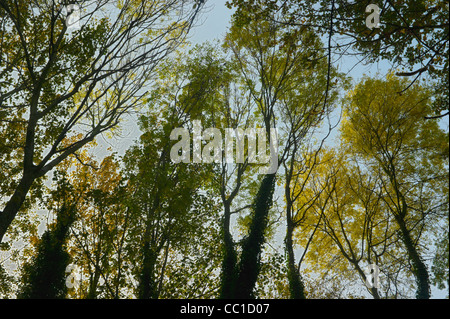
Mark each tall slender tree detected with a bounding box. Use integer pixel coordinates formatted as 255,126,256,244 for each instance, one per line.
340,74,448,298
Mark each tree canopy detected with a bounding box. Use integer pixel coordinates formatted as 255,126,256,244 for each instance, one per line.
1,0,448,300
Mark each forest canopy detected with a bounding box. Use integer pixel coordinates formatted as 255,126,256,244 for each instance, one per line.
0,0,448,299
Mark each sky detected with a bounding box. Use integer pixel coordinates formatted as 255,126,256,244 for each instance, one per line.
189,2,234,44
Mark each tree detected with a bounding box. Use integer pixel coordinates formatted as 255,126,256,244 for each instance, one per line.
120,48,224,298
63,154,128,299
17,206,75,299
0,0,205,243
17,172,78,299
340,73,449,298
14,133,129,299
295,147,411,298
124,122,215,299
226,0,449,118
279,49,347,299
223,2,348,299
220,5,349,298
36,97,222,299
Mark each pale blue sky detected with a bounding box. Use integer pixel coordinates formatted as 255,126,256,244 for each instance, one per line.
189,1,233,44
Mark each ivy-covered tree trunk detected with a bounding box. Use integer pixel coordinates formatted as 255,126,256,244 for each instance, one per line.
137,185,163,299
138,245,159,299
396,216,431,299
285,221,306,299
18,205,76,299
387,169,431,299
219,202,238,299
234,173,276,299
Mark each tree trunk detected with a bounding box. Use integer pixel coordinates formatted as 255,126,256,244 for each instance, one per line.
384,165,431,299
234,173,276,299
396,216,430,299
219,202,238,299
138,245,159,299
285,221,306,299
17,204,76,299
353,262,381,299
0,173,35,243
87,270,101,299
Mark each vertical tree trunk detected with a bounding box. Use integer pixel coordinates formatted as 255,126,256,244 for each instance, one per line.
155,241,170,299
285,221,306,299
87,269,101,299
18,204,76,299
138,245,159,299
396,216,431,299
384,166,431,299
219,202,238,299
138,192,162,299
234,173,276,299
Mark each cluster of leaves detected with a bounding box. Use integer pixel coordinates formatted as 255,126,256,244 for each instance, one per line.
293,74,448,298
227,0,449,117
